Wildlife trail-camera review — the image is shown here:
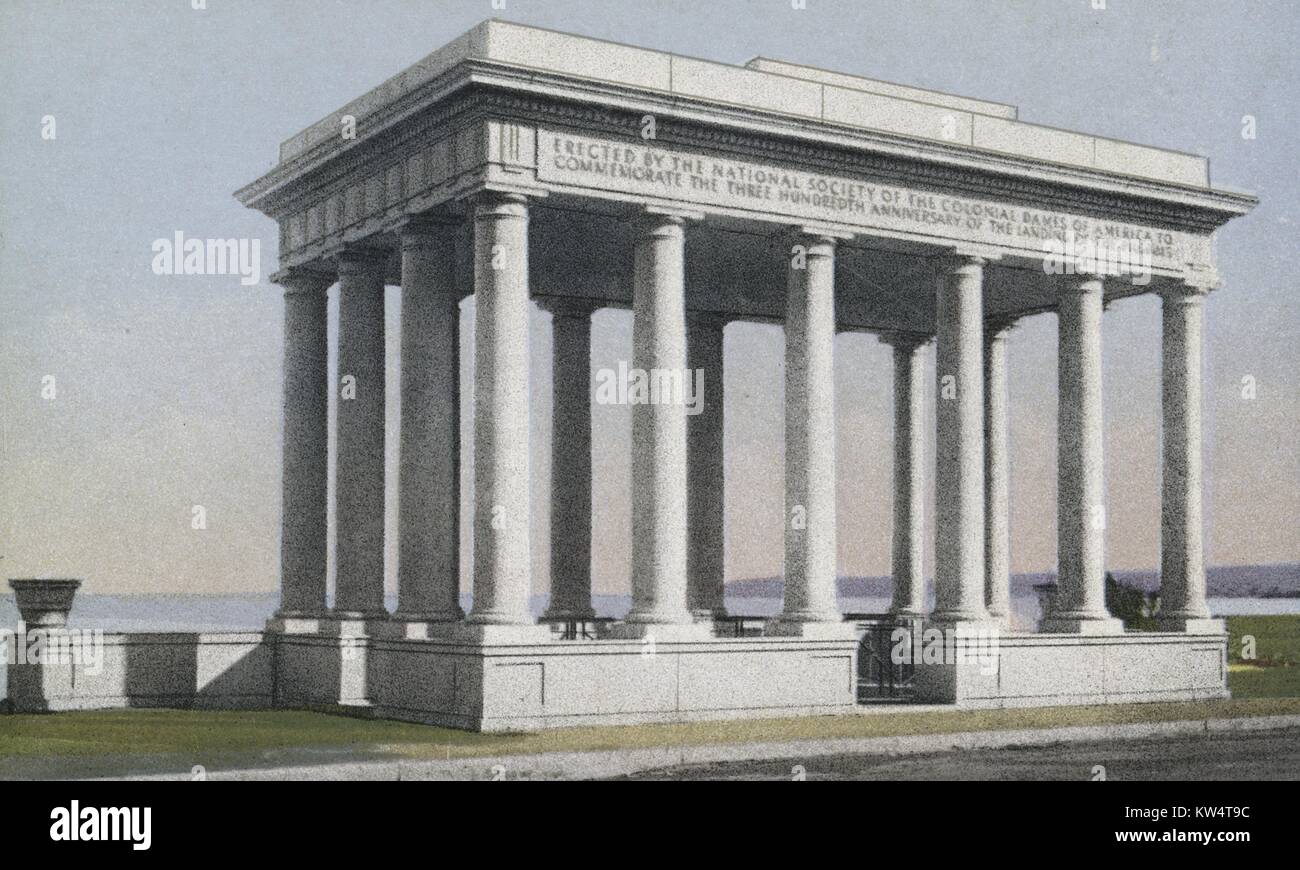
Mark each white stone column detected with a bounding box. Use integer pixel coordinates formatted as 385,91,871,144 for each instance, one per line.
1157,284,1220,632
773,230,851,638
1043,276,1122,634
620,208,706,639
333,249,389,621
687,310,728,620
394,217,463,633
465,193,543,636
932,255,990,625
542,297,596,621
273,270,332,632
882,332,928,617
983,317,1016,626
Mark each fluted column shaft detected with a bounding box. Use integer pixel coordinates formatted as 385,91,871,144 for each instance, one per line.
1158,284,1218,632
687,311,727,620
277,272,331,620
467,193,534,626
396,219,463,622
334,250,389,618
885,334,928,617
544,299,595,620
1044,276,1121,633
933,255,989,624
776,232,843,633
983,319,1015,625
624,211,695,629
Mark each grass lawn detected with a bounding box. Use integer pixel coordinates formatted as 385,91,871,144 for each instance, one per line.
1,615,1296,777
1227,614,1300,698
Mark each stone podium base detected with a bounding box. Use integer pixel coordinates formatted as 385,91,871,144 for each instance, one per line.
4,625,1230,731
278,632,861,732
913,630,1229,707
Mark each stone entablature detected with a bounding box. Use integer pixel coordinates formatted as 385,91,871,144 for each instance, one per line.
258,110,1229,285
236,22,1255,292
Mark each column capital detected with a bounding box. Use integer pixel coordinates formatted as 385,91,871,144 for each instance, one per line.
983,315,1021,338
1056,273,1107,297
788,223,856,244
783,227,847,256
635,205,701,238
876,330,932,350
1161,282,1213,303
389,212,461,242
538,295,601,319
332,246,389,278
471,190,531,220
934,252,988,274
642,203,706,223
272,268,333,295
686,309,731,329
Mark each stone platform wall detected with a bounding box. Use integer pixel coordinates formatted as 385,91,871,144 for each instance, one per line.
4,629,1230,727
277,634,862,732
913,631,1229,707
4,632,272,713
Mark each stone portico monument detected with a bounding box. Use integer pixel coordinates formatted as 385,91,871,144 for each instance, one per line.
228,20,1252,729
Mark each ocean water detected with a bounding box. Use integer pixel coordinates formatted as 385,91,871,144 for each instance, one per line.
2,588,1294,636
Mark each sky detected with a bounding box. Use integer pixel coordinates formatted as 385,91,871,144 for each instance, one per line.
0,0,1296,597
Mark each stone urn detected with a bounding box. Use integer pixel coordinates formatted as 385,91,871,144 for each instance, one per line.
8,578,82,628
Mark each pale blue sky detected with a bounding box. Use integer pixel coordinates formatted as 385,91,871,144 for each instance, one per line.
1,0,1295,595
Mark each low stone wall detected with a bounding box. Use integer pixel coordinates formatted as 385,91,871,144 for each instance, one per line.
5,632,272,713
913,631,1229,707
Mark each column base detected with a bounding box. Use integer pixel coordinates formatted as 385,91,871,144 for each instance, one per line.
1156,616,1225,634
1039,613,1126,635
265,611,331,634
449,622,554,644
377,611,465,640
542,606,597,621
691,607,728,623
929,608,992,625
925,617,1007,638
318,613,390,638
606,620,715,642
765,617,858,640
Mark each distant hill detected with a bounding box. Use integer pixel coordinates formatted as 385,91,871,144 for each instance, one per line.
726,563,1300,598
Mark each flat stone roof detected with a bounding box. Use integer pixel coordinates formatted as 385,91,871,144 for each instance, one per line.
277,19,1209,188
742,57,1018,120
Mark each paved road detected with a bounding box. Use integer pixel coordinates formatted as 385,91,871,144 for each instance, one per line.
614,727,1300,780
